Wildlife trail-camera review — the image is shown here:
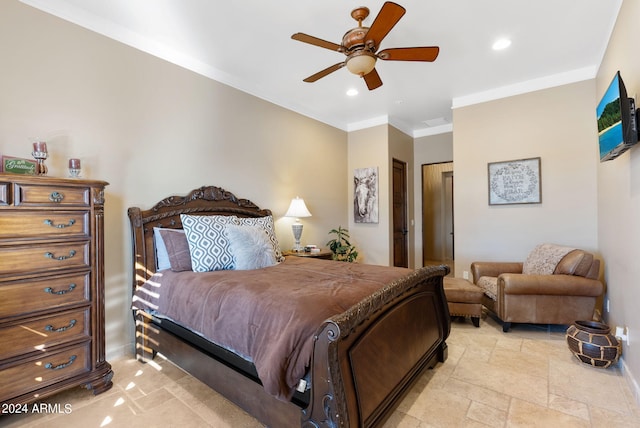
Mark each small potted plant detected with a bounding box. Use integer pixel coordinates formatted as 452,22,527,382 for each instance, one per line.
326,226,358,262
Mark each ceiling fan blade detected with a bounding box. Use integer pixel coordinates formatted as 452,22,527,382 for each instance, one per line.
364,2,406,51
363,68,383,90
378,46,440,62
303,62,346,83
291,33,342,52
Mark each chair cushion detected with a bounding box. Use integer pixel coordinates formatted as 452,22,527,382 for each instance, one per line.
477,276,498,301
554,250,593,277
522,243,575,275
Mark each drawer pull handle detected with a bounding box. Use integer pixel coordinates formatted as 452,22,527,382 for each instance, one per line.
45,355,77,370
44,219,76,229
45,250,76,260
44,283,77,295
49,191,64,203
45,319,77,333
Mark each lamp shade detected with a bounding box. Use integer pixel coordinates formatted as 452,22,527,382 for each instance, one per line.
285,197,312,218
346,52,376,76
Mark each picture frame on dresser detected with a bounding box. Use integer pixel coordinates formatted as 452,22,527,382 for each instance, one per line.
0,174,113,406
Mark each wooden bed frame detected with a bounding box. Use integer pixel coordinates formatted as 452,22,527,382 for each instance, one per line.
128,185,450,428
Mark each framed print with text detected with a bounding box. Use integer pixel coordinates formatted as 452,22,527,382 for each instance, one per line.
488,157,541,205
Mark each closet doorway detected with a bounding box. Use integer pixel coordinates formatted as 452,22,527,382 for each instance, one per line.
422,162,454,271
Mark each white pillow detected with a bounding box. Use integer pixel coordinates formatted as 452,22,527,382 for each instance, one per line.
225,224,277,270
235,215,284,262
181,214,238,271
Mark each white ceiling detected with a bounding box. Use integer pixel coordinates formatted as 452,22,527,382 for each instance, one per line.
21,0,622,136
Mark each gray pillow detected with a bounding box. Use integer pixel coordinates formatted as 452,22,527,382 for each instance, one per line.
225,224,277,270
235,215,284,262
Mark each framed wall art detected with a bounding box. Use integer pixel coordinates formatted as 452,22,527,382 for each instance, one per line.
488,157,541,205
354,166,378,223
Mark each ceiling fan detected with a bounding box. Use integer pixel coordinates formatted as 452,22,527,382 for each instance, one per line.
291,1,440,91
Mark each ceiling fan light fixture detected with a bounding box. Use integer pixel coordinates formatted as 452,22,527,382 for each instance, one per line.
346,51,377,76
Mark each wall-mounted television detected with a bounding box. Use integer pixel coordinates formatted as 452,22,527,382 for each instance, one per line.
596,71,638,162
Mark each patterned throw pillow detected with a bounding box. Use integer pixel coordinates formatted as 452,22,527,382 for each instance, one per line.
225,224,277,270
181,214,238,271
522,243,575,275
235,215,284,262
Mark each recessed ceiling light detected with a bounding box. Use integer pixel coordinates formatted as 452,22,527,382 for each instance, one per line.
346,88,358,97
492,38,512,50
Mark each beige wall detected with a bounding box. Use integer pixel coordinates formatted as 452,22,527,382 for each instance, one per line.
0,1,348,359
348,125,389,265
453,80,599,278
347,124,415,267
596,0,640,399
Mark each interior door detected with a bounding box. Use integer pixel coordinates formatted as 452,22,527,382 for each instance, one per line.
443,171,454,259
422,162,454,266
392,159,408,267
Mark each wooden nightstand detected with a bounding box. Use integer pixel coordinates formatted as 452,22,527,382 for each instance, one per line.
283,250,333,260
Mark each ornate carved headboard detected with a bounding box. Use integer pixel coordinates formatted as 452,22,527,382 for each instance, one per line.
127,185,272,290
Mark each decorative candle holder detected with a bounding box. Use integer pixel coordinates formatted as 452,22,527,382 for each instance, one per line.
32,151,48,176
68,158,81,178
31,141,48,176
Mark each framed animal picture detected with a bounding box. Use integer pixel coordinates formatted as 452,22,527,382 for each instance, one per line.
354,167,378,223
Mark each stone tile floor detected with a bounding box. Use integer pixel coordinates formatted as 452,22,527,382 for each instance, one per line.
3,314,639,427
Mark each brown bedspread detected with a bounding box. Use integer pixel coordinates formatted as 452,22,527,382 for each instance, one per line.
132,257,413,400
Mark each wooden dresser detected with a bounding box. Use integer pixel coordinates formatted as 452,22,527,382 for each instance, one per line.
0,174,112,405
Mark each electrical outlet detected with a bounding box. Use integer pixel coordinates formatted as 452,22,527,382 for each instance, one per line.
627,327,631,347
616,326,631,347
463,271,469,280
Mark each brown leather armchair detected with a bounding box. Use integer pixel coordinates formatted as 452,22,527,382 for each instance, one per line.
471,244,604,332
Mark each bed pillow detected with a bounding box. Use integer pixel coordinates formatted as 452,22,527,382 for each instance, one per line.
235,215,284,262
158,228,192,272
181,214,238,271
225,224,277,270
153,227,172,271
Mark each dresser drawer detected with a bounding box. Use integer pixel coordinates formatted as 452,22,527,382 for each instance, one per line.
0,181,9,206
0,241,90,276
0,309,89,361
0,211,89,240
0,273,90,318
0,343,90,403
14,183,90,207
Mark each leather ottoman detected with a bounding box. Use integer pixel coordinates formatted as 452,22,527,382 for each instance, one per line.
443,277,483,327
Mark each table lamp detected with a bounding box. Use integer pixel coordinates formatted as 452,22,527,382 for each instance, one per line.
285,197,312,252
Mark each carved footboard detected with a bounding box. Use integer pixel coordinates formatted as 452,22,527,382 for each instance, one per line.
304,265,450,428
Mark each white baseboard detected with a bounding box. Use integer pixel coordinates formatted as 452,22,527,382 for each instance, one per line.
619,356,640,406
